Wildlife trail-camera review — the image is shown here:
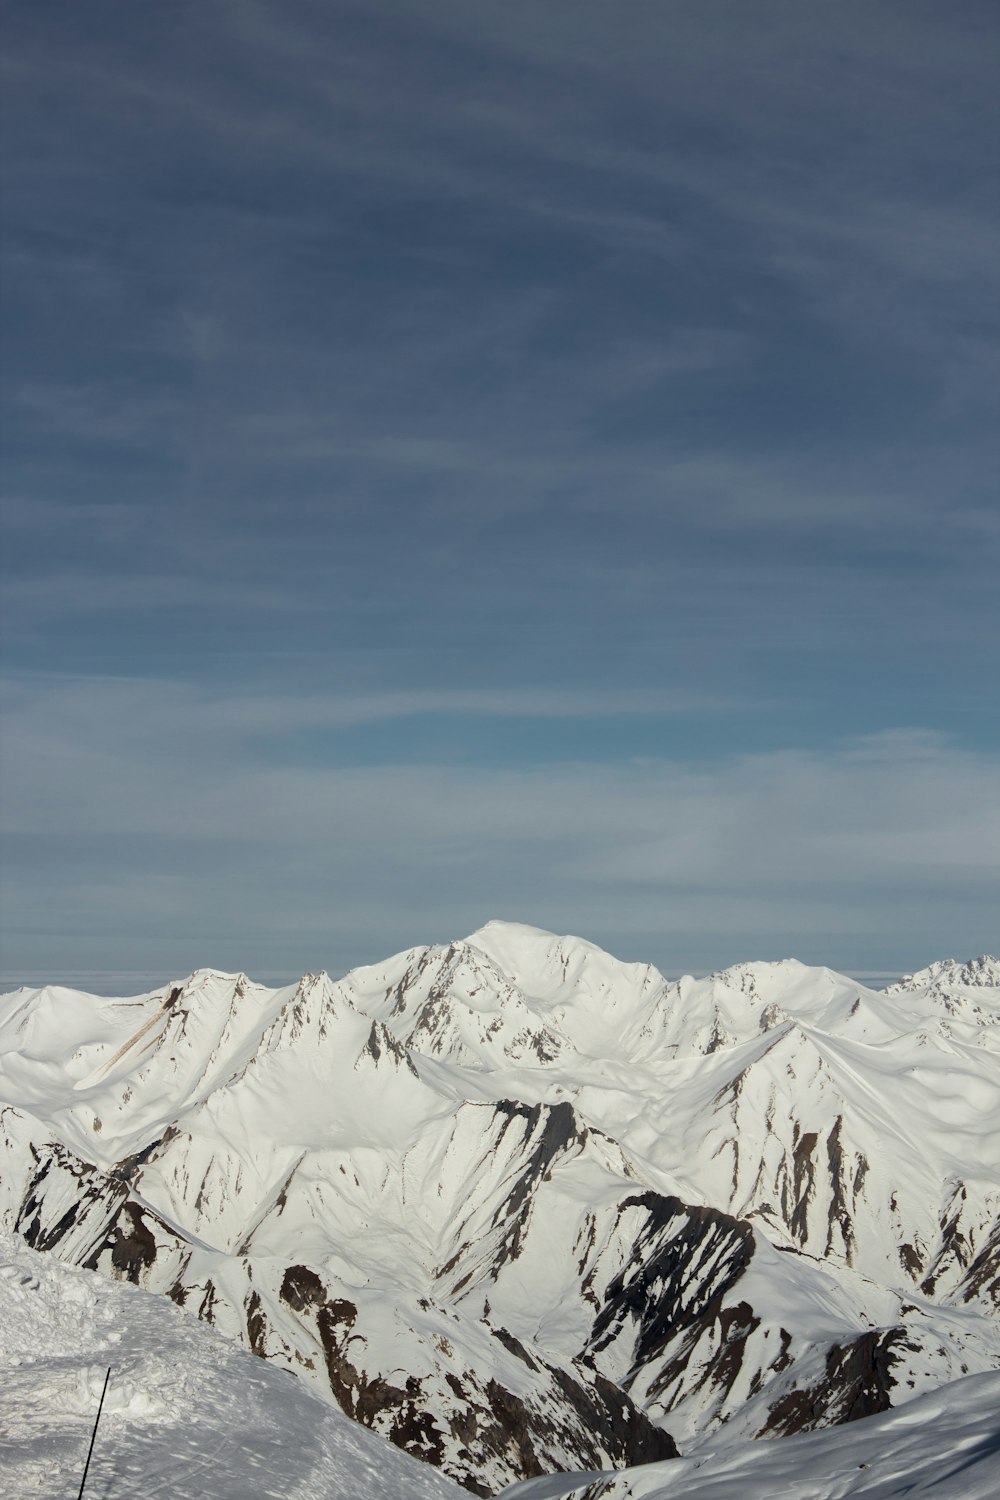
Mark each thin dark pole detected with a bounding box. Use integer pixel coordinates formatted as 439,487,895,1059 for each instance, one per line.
76,1366,111,1500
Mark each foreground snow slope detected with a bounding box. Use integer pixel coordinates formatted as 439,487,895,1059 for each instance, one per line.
496,1368,1000,1499
1,924,998,1492
0,1228,464,1500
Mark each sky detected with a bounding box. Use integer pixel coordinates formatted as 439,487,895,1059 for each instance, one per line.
1,0,998,987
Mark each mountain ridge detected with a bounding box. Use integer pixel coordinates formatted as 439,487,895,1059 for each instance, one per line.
1,923,998,1492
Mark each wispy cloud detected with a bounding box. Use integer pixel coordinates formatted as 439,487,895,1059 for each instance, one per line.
2,676,996,978
2,3,997,977
0,673,724,750
8,381,188,448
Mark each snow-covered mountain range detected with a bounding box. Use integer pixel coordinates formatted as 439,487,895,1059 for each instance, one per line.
1,923,998,1494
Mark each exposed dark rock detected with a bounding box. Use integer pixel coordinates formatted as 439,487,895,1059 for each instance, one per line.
108,1202,160,1283
113,1134,168,1183
556,1365,679,1467
589,1194,755,1371
490,1325,540,1369
16,1142,127,1257
435,1099,590,1284
762,1327,910,1435
280,1263,327,1312
824,1116,857,1263
313,1296,405,1426
75,1190,191,1290
359,1020,420,1076
959,1222,1000,1308
295,1279,678,1494
789,1128,818,1242
642,1297,760,1414
389,1398,447,1469
899,1242,923,1277
245,1288,269,1355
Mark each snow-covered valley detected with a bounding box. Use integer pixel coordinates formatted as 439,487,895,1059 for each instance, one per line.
1,924,998,1496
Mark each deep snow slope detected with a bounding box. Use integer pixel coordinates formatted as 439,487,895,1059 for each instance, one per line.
0,1227,464,1500
1,924,998,1493
495,1368,1000,1499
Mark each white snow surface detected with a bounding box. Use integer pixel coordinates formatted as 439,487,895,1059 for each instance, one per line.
0,1226,464,1499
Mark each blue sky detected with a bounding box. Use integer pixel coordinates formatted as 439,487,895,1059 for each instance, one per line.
2,1,998,984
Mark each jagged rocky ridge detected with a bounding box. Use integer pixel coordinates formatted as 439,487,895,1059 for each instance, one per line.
1,924,998,1493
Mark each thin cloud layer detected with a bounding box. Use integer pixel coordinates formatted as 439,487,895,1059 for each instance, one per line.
2,676,996,981
1,3,997,978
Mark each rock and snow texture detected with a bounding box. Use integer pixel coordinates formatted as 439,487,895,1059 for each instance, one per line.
1,922,999,1494
0,1228,464,1500
495,1370,1000,1499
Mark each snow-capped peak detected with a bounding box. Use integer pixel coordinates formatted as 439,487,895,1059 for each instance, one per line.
887,954,1000,994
